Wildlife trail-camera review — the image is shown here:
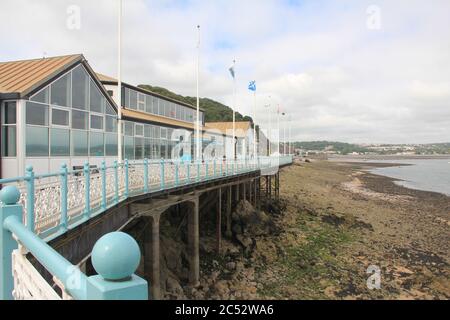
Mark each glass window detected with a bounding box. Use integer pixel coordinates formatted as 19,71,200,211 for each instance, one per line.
1,126,16,157
105,102,115,115
138,93,145,111
90,114,103,130
90,132,104,156
145,95,152,113
90,80,104,113
72,65,89,109
105,133,118,156
135,137,144,160
135,124,144,136
129,90,137,110
50,128,70,156
124,121,134,136
26,102,48,126
105,115,117,133
124,136,134,160
124,87,130,108
2,101,16,124
30,87,49,104
144,139,152,158
154,126,160,139
26,126,48,157
51,73,71,107
144,125,151,138
51,108,69,126
160,127,167,139
72,130,88,156
152,97,159,114
72,110,88,130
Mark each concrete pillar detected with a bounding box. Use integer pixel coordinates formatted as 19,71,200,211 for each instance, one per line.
243,182,246,201
187,197,200,286
144,214,161,300
253,179,257,207
226,186,232,238
216,188,222,253
236,184,240,202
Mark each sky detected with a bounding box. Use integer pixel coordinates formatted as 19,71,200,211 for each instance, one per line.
1,0,450,144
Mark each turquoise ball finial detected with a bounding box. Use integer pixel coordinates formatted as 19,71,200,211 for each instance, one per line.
91,232,141,281
0,186,21,205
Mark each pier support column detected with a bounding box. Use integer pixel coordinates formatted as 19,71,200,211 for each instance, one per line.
236,184,240,202
253,179,257,208
216,188,222,254
257,177,261,210
226,186,232,238
144,213,161,300
249,180,253,205
243,182,246,201
187,197,200,287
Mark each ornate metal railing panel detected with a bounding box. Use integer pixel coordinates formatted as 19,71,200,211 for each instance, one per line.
0,156,293,241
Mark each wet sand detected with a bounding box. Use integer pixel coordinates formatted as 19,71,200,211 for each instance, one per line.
257,160,450,299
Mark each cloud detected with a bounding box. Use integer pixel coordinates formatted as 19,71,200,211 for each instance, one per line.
1,0,450,143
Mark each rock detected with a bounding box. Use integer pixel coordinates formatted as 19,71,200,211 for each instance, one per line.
226,262,236,271
166,276,184,296
236,234,253,249
214,280,230,297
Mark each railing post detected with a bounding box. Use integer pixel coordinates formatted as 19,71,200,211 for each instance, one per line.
124,159,129,198
160,160,165,189
83,161,91,219
114,161,119,203
101,161,107,210
0,186,22,300
143,158,149,193
25,165,34,232
86,232,148,300
60,163,68,231
175,162,179,187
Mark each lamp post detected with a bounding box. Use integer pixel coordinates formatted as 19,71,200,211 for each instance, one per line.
117,0,123,162
196,25,201,160
282,112,286,155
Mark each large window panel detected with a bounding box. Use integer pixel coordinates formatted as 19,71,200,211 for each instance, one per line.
90,80,104,113
144,138,152,158
1,126,16,157
152,97,159,115
72,65,89,110
2,101,16,124
51,73,71,107
144,125,151,138
124,88,130,108
30,87,49,104
145,95,152,113
135,137,144,160
105,115,117,133
90,114,104,130
105,102,116,115
105,133,118,156
26,102,48,126
26,126,49,157
72,130,88,156
51,108,69,126
72,110,88,130
124,121,134,136
135,124,144,136
50,128,70,156
124,136,134,160
90,132,104,156
129,89,137,110
138,93,145,111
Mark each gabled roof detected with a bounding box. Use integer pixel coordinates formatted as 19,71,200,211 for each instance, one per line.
0,54,83,96
205,121,252,138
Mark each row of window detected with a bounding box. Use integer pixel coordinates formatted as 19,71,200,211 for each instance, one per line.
123,87,205,125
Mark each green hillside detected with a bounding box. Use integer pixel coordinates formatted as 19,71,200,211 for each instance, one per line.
138,84,253,124
293,141,370,155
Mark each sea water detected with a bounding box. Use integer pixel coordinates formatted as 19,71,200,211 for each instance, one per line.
368,159,450,196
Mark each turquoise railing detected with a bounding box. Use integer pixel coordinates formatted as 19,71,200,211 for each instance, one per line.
0,185,147,300
0,156,292,242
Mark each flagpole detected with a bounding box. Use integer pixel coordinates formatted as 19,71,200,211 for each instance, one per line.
117,0,123,163
277,106,280,155
253,91,257,158
196,25,201,160
232,59,236,160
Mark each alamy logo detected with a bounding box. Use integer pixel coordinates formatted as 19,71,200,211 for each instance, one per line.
66,5,81,30
366,5,382,30
366,265,381,290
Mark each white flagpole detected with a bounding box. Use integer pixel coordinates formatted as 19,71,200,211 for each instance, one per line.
253,91,257,158
232,59,236,160
117,0,123,162
196,25,201,160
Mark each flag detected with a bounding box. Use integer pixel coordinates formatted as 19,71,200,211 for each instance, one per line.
229,64,235,79
248,80,256,92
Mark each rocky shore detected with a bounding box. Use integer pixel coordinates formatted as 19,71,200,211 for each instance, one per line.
150,160,449,300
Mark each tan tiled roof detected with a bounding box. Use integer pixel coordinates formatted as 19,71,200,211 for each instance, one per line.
96,73,117,83
205,121,252,137
0,54,83,96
